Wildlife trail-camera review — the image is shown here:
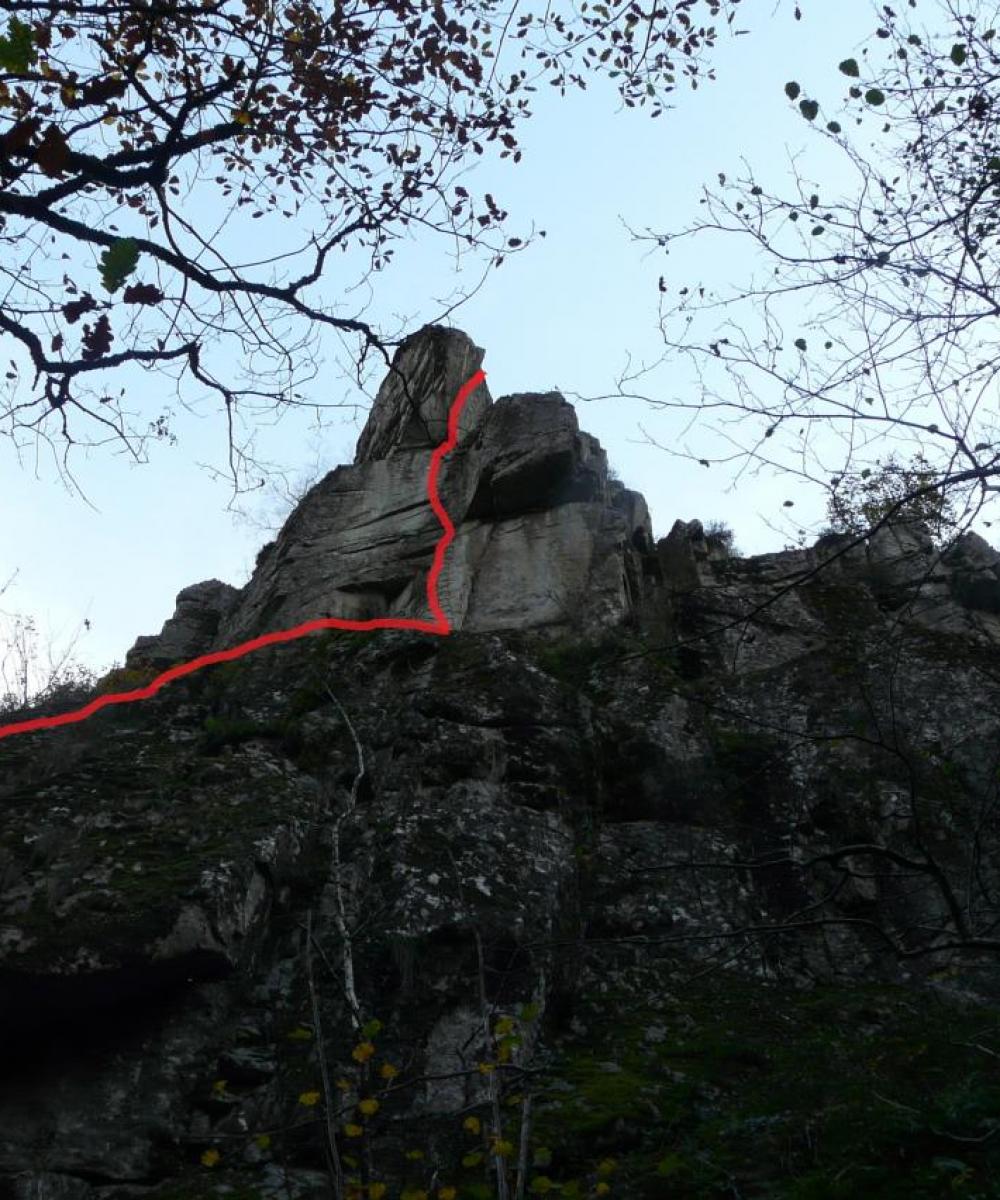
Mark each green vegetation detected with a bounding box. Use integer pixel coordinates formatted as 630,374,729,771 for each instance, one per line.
534,633,625,699
704,520,738,555
96,663,161,694
827,455,959,547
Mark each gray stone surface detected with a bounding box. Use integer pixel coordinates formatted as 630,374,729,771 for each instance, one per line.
125,579,238,669
7,330,1000,1192
353,324,492,463
198,334,655,650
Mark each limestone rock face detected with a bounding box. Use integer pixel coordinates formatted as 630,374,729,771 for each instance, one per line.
125,325,1000,676
179,332,650,657
125,580,238,669
942,530,1000,613
353,324,491,463
9,329,1000,1196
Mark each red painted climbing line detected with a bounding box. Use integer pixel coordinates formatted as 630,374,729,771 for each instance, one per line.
0,368,487,742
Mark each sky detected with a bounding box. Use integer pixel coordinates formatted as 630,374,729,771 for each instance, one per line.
0,0,976,689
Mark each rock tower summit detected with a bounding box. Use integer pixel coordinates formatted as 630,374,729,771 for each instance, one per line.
127,325,656,667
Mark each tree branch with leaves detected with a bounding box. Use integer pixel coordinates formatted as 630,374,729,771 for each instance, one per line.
0,0,744,494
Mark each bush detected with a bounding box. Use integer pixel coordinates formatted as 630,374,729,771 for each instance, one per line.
95,664,161,695
704,520,738,555
827,453,960,545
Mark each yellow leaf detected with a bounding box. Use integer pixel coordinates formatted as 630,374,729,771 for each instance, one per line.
597,1159,617,1177
477,1061,496,1074
255,1133,271,1149
352,1041,376,1063
200,1148,221,1167
336,1077,352,1091
233,110,251,126
438,1188,458,1200
595,1185,611,1196
463,1115,481,1134
286,1025,312,1040
491,1139,515,1158
494,1015,515,1036
211,1079,227,1096
102,115,116,125
344,1122,364,1137
358,1097,379,1116
379,1062,399,1079
370,1185,388,1200
498,1041,512,1063
401,1190,428,1200
298,1090,321,1107
405,1148,425,1160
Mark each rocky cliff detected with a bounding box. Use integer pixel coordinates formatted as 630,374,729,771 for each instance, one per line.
3,326,1000,1198
125,325,654,666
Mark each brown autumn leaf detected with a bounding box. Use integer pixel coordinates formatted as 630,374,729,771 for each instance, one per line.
122,282,164,305
35,125,70,177
81,314,113,361
63,294,98,324
0,117,42,157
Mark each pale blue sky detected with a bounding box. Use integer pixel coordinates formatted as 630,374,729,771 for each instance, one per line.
0,0,970,685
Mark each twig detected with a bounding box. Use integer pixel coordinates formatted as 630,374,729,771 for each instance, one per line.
304,907,345,1198
475,928,511,1200
514,1092,533,1200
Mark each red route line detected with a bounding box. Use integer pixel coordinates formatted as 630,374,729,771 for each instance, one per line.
0,368,487,742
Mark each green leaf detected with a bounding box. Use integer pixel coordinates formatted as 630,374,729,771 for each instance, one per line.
950,43,966,66
784,80,801,100
907,33,922,46
794,337,807,351
827,120,842,133
656,1153,686,1178
865,88,886,106
99,238,140,293
0,16,36,72
799,98,819,121
987,157,1000,172
838,58,860,77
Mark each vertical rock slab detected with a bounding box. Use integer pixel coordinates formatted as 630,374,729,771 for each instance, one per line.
353,324,492,463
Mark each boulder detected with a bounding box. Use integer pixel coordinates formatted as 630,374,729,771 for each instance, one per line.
465,392,609,518
125,579,239,669
942,530,1000,613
